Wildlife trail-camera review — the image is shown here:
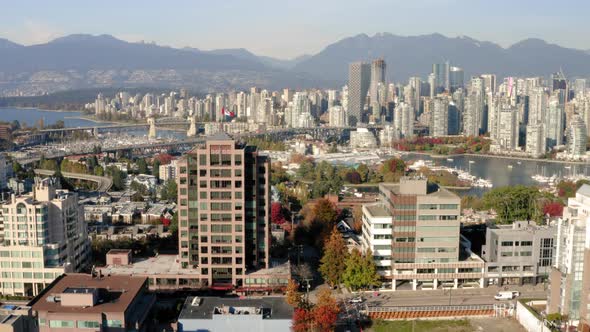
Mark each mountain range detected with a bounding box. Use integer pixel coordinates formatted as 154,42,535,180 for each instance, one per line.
1,33,589,96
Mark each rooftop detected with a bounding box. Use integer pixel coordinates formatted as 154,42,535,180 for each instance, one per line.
99,254,200,276
365,204,391,218
30,274,147,314
178,296,293,321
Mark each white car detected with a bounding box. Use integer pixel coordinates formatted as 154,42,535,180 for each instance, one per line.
349,297,363,304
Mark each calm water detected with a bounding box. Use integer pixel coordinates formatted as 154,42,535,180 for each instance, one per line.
403,153,590,196
0,107,100,127
0,107,186,139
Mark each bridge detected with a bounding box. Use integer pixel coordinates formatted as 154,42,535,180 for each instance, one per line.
34,169,113,192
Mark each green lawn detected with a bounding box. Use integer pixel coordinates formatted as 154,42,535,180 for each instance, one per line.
371,319,473,332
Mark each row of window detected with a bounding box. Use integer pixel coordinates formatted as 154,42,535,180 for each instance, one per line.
40,319,120,328
0,251,43,258
1,271,59,279
500,251,533,257
418,204,459,210
500,241,533,247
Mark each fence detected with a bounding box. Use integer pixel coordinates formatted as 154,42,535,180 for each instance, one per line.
515,300,552,332
366,304,510,320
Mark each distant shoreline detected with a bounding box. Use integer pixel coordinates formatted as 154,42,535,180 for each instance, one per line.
0,106,83,113
405,151,588,165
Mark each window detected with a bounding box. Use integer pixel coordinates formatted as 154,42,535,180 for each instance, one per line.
38,318,46,326
521,241,533,246
78,321,100,329
501,241,513,247
105,320,123,328
419,204,437,210
439,204,459,210
500,252,513,257
373,245,391,250
49,320,75,328
418,215,437,220
374,234,392,240
520,251,532,256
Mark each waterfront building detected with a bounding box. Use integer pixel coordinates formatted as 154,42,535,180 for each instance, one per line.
393,102,414,139
548,184,590,328
408,77,422,114
361,177,485,290
350,128,378,149
379,125,397,147
480,74,497,94
175,133,271,288
545,97,565,149
526,124,546,157
430,97,449,137
495,106,519,151
481,221,556,286
528,87,548,126
348,62,371,125
567,116,588,158
574,79,587,98
31,274,155,331
328,105,348,127
0,178,90,296
370,59,386,121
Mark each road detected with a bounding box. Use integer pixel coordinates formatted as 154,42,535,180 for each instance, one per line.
34,169,113,192
354,285,547,307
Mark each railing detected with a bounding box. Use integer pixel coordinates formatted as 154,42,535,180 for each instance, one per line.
367,304,495,313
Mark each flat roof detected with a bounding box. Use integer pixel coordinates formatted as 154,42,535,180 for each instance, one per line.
99,255,200,276
31,274,147,314
365,204,390,218
107,249,132,255
179,296,293,321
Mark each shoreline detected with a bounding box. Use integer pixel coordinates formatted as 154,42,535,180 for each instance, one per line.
404,151,588,165
0,106,84,113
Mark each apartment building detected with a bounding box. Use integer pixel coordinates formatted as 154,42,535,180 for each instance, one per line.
31,273,155,332
0,178,89,296
361,177,484,290
548,184,590,328
482,220,556,286
175,132,271,288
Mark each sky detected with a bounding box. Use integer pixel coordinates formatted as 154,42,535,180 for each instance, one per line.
2,0,589,59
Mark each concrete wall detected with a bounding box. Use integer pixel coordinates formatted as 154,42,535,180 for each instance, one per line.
515,300,551,332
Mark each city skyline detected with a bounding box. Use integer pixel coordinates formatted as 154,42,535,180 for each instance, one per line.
2,0,590,58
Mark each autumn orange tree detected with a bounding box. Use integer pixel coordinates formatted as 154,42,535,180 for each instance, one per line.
318,227,348,287
285,279,303,307
292,307,314,332
312,288,340,332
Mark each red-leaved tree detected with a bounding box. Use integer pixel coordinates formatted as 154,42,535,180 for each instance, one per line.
271,202,288,224
292,308,313,332
543,202,564,217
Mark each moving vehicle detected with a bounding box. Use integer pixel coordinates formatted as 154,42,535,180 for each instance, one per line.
349,297,363,304
494,291,519,300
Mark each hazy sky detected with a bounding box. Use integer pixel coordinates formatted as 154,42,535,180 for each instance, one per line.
2,0,588,58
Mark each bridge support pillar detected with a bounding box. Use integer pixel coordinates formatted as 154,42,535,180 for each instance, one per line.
412,279,417,291
454,278,459,289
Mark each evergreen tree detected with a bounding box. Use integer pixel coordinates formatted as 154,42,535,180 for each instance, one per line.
318,227,348,287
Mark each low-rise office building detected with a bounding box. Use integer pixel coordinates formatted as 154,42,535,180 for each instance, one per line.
481,220,556,286
361,177,485,291
177,296,293,332
30,273,155,332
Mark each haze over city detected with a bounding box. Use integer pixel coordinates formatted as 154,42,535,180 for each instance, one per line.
2,0,590,58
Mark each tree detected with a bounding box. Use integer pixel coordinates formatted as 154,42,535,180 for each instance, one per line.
137,158,149,175
482,185,541,223
342,249,381,291
285,279,303,307
351,205,363,234
292,308,313,332
271,202,288,224
312,289,340,332
153,159,161,179
543,201,564,217
356,164,369,183
318,227,348,287
312,198,338,225
160,180,177,202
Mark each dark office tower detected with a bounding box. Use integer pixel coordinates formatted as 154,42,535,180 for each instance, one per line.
176,133,271,288
348,62,371,125
432,62,450,94
449,66,464,92
551,71,568,103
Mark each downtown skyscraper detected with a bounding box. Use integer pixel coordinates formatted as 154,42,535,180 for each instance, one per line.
348,62,371,125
